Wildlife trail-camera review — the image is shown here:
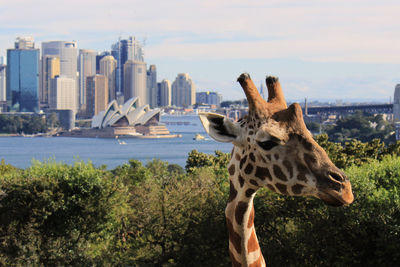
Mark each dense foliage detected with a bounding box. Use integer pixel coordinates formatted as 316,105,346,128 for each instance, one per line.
310,111,395,144
0,113,59,134
1,136,400,266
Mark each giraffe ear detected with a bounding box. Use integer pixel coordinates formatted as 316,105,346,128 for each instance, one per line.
199,112,242,143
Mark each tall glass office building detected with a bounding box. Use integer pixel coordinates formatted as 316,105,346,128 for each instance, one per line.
6,38,40,112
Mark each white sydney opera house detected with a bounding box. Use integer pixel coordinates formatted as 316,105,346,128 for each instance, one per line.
61,97,178,138
91,97,161,129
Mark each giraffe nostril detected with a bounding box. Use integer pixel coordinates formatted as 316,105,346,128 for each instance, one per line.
329,172,345,183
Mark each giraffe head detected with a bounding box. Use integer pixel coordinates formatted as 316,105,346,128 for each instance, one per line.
199,73,353,206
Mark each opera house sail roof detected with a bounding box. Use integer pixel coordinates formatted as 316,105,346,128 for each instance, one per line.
91,97,161,129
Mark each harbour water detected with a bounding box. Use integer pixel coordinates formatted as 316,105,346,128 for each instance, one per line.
0,115,232,169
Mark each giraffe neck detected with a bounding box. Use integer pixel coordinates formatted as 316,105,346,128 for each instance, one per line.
226,175,266,267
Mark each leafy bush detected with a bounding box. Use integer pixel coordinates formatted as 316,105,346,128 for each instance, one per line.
0,148,400,266
0,160,128,266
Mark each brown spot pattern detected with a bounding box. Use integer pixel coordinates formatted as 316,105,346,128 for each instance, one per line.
249,131,254,135
237,175,244,188
227,218,242,255
255,166,272,181
228,164,236,175
273,165,287,181
249,152,256,162
274,154,280,160
247,206,254,228
297,164,309,182
266,155,272,161
240,155,248,169
304,153,317,166
228,180,237,202
247,230,259,253
235,153,241,161
245,188,255,198
283,159,293,178
235,201,248,225
292,184,305,194
229,250,242,267
266,184,276,192
244,163,254,174
302,138,314,151
275,183,288,194
250,179,259,186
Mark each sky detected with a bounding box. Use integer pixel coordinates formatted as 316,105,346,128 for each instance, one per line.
1,0,400,102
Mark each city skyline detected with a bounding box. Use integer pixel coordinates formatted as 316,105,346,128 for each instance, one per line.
1,0,400,101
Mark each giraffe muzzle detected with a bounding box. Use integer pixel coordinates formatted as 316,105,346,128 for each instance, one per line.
318,180,354,206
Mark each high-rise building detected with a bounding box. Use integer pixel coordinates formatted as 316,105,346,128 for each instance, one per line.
99,55,117,102
14,36,34,49
393,84,400,121
49,75,77,114
147,65,157,107
158,79,171,107
0,65,6,102
171,73,196,107
86,75,108,117
41,41,77,109
96,51,111,73
40,55,60,108
124,60,147,106
196,91,222,106
6,37,40,112
78,49,97,110
111,36,145,95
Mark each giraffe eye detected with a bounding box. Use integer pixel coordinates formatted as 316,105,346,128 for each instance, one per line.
257,140,279,151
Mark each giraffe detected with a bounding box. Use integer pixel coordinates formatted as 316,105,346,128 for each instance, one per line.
199,73,354,267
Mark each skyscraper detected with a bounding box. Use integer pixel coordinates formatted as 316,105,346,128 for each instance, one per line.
99,55,117,102
393,84,400,121
124,60,147,106
6,37,40,112
111,36,145,95
86,75,108,117
158,79,171,107
41,41,78,109
40,55,60,108
0,64,6,102
78,49,97,110
147,65,157,107
49,75,77,114
196,91,222,106
171,73,196,107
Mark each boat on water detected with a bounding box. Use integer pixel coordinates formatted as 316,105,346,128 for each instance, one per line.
193,133,206,141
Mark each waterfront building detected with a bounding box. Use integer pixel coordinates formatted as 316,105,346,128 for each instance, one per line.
0,64,6,102
49,75,77,114
124,60,147,106
78,49,97,111
147,65,157,107
158,79,171,107
196,91,222,106
171,73,196,107
6,37,40,112
394,84,400,121
86,75,108,117
40,56,60,109
99,55,117,101
111,36,145,95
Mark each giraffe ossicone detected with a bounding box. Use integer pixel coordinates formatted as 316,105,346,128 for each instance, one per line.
199,73,354,267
